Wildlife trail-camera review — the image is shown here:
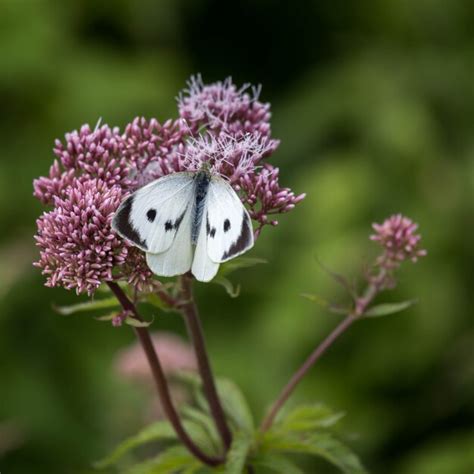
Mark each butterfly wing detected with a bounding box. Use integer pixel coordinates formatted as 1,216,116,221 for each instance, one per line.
112,172,194,254
191,198,220,282
205,177,254,263
191,178,253,282
146,203,194,277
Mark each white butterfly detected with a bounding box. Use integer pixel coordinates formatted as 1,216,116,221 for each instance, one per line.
112,170,254,282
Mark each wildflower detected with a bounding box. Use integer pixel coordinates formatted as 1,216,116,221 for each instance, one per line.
122,117,189,188
370,214,427,267
239,164,306,232
34,179,129,295
33,76,304,294
178,75,279,146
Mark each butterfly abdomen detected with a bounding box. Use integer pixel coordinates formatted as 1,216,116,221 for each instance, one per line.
191,171,211,244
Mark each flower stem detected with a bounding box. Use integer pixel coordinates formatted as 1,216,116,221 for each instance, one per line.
106,281,223,467
259,314,356,432
179,274,233,452
260,267,387,432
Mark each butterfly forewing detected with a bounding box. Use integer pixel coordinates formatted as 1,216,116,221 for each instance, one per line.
112,172,194,253
205,177,254,264
146,203,194,277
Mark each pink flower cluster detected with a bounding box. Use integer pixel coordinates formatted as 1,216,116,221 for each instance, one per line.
370,214,427,267
33,76,304,294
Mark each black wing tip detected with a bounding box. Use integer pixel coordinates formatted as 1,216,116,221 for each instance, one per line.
112,196,148,250
221,210,253,261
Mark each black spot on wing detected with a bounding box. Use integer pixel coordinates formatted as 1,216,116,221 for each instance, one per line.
174,209,187,229
113,196,148,250
210,227,216,238
147,209,157,222
165,208,187,232
222,211,252,260
223,219,231,232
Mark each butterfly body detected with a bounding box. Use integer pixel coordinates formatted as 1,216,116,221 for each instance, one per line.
112,170,254,282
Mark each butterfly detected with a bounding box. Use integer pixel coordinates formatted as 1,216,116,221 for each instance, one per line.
112,170,254,282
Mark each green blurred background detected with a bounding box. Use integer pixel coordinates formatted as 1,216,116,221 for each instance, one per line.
0,0,473,472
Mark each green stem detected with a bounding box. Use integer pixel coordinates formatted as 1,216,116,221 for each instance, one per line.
107,281,223,467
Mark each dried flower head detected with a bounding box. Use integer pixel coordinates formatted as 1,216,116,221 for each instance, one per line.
370,214,427,267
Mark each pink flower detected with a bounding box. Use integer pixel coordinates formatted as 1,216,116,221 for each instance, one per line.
33,124,129,206
122,117,189,188
33,76,305,293
370,214,427,266
178,75,278,146
34,179,128,295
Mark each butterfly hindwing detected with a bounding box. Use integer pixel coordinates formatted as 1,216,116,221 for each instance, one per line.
191,197,220,282
112,172,194,253
205,177,254,264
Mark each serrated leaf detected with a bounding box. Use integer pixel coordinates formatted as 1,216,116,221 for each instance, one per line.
94,420,209,469
125,316,153,328
364,299,417,318
261,431,367,474
125,445,201,474
216,379,254,433
212,276,241,298
53,297,119,316
253,453,304,473
278,404,345,432
225,432,252,474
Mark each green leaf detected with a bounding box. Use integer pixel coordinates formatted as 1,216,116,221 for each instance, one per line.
212,276,241,298
261,431,367,474
176,374,254,434
94,421,176,469
253,453,304,473
216,379,254,433
53,297,119,315
125,445,201,474
278,403,345,432
180,405,220,450
218,257,266,277
225,431,252,474
94,419,211,469
94,312,117,322
125,316,154,328
364,299,417,318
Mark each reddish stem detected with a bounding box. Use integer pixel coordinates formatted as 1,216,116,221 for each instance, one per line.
179,274,233,451
107,281,223,467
